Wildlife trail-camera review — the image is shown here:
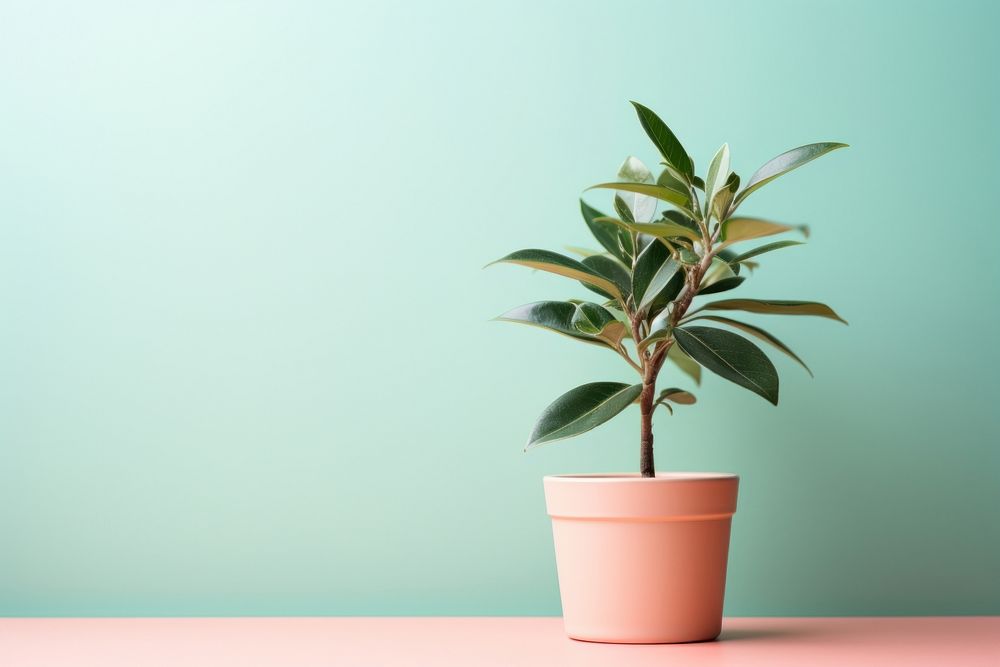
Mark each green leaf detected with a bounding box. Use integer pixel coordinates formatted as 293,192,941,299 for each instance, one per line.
572,301,615,335
712,172,740,222
581,255,632,301
730,240,804,264
632,241,670,312
662,209,700,232
631,101,694,179
657,168,690,198
526,382,643,448
638,325,670,351
702,255,737,284
657,387,697,405
735,142,847,208
667,344,701,386
587,182,691,210
497,301,625,348
595,216,701,242
638,257,682,315
613,195,636,223
645,266,685,318
616,157,657,222
695,298,847,323
698,276,745,295
685,315,813,376
720,217,809,246
660,162,695,192
704,143,730,216
580,200,632,265
678,248,699,265
674,326,779,405
489,249,622,300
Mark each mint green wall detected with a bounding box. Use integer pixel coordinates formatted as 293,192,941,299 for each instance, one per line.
2,0,998,616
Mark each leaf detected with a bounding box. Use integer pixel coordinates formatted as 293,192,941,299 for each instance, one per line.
638,325,670,351
526,382,644,448
730,240,804,264
570,302,608,334
595,216,701,242
616,157,657,222
631,240,670,312
720,217,809,246
667,344,701,386
674,326,779,404
631,101,694,179
657,387,697,405
497,301,625,348
678,248,699,265
580,200,632,265
581,255,632,301
613,195,636,223
601,321,629,345
661,210,700,236
638,257,682,314
698,276,745,295
489,249,622,300
684,315,813,376
695,298,848,323
712,172,740,222
660,162,694,192
565,246,605,258
701,256,736,286
704,143,731,216
587,182,691,210
735,142,847,208
657,168,689,196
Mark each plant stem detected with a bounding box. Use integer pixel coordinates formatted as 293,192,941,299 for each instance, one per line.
639,369,656,478
636,237,718,477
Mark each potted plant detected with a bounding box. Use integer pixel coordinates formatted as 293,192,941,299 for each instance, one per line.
490,102,847,644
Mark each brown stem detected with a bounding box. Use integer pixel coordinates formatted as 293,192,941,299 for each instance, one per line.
633,229,720,478
639,372,656,478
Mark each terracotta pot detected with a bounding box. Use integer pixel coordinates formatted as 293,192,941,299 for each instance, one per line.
544,473,739,644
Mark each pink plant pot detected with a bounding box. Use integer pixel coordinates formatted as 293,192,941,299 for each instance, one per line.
544,473,739,644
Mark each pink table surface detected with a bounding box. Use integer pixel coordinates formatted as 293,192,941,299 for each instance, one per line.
1,616,997,667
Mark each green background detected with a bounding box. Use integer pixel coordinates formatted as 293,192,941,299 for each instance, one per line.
2,0,998,616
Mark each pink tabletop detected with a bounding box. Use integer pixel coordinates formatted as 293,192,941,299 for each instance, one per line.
1,616,997,667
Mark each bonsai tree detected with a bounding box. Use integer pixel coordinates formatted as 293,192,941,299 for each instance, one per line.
490,102,847,477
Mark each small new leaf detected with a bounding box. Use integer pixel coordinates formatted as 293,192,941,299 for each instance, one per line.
657,388,697,405
704,143,731,217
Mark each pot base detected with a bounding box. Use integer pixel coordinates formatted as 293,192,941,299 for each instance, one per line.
568,631,720,645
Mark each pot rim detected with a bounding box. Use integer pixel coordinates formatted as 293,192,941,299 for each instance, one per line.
544,472,738,483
